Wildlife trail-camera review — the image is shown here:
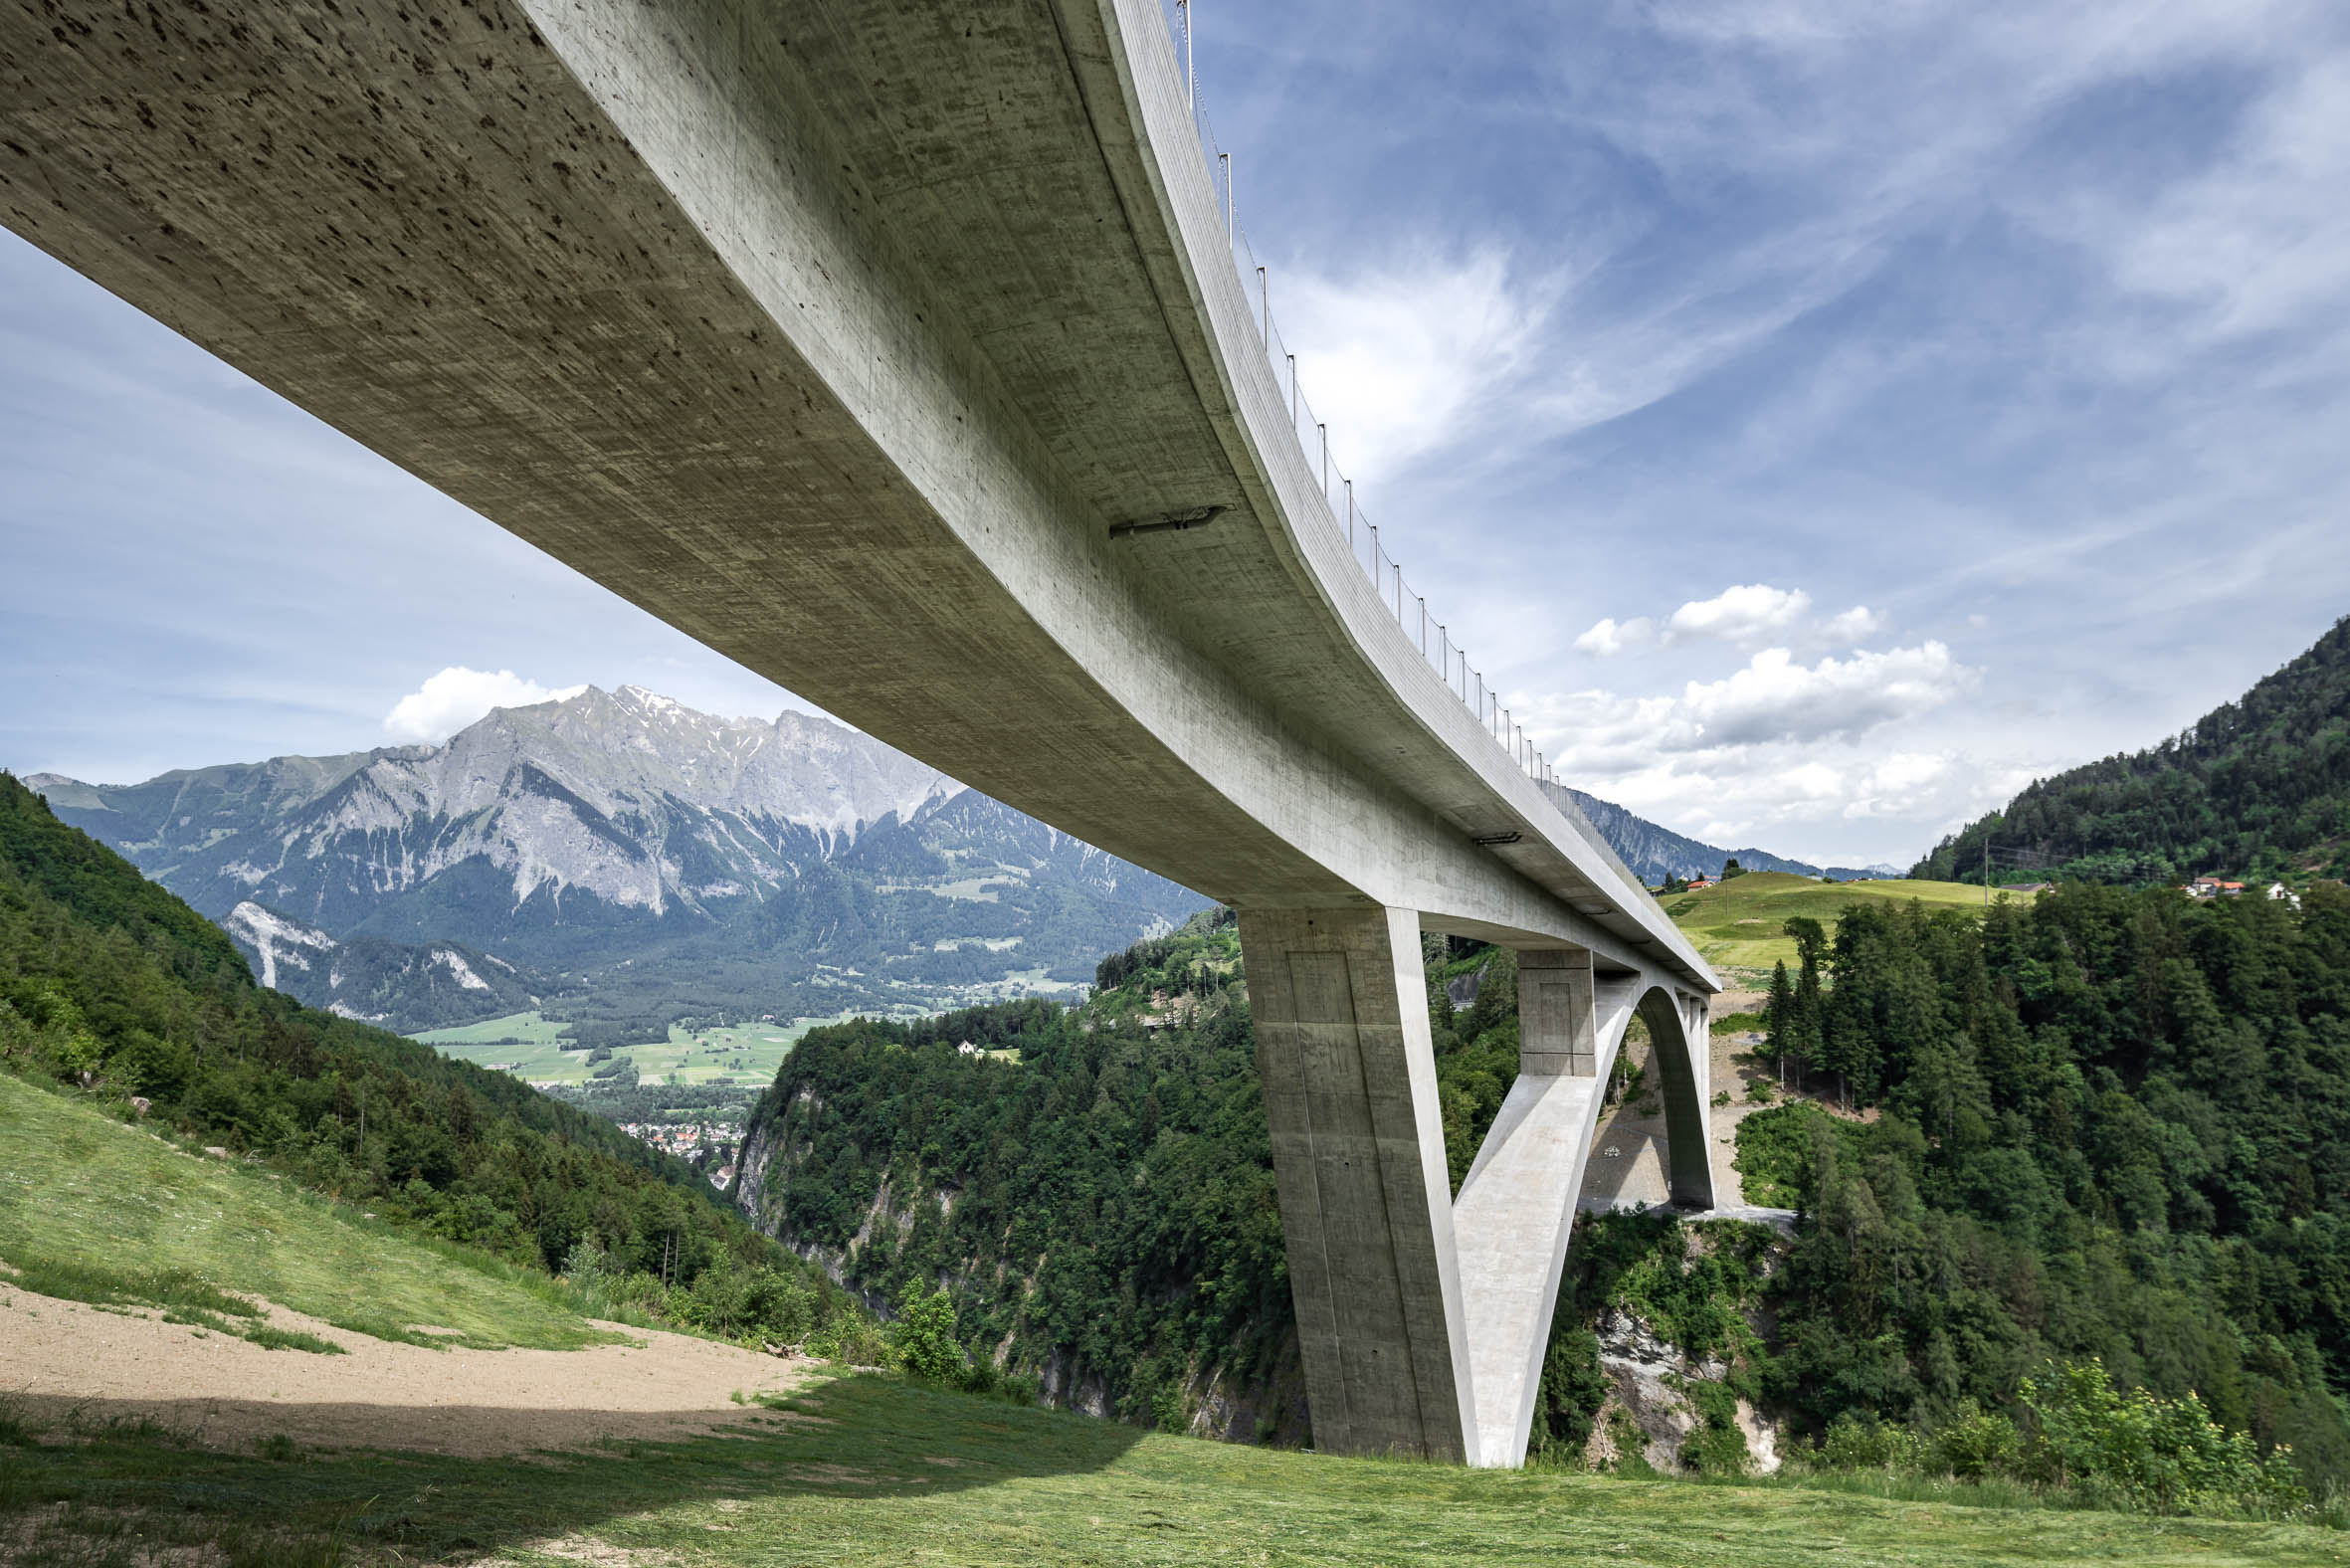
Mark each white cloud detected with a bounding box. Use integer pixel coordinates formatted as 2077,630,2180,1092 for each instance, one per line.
1271,250,1546,486
1517,635,1985,858
1574,615,1655,656
1665,584,1814,646
1680,641,1977,746
1820,605,1886,644
383,667,586,744
1525,640,1978,764
1580,584,1876,655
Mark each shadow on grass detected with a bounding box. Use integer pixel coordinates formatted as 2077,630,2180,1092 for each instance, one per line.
0,1371,1142,1561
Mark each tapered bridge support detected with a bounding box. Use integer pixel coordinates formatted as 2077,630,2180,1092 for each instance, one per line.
1241,908,1712,1467
1236,906,1475,1461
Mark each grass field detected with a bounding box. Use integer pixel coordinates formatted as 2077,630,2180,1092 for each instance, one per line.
414,1010,857,1088
1665,872,2011,967
4,1074,2343,1564
0,1073,614,1350
5,1371,2342,1566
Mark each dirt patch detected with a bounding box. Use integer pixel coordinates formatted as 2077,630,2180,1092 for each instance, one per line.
498,1536,683,1566
0,1279,810,1459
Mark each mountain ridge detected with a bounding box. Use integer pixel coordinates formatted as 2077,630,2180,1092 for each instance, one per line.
28,687,1200,1033
28,686,1876,1031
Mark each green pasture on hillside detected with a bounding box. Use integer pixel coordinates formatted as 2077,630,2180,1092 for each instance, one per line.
0,1072,613,1349
5,1371,2343,1567
414,1010,857,1088
1664,872,2012,967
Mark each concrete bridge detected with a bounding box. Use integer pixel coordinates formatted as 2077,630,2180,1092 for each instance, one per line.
2,0,1719,1467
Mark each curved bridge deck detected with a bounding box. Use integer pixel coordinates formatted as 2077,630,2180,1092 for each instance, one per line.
1,0,1720,1466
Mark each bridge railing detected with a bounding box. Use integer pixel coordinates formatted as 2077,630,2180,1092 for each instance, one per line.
1156,0,1557,792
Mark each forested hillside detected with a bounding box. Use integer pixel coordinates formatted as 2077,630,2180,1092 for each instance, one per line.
0,771,857,1328
729,911,1535,1433
731,890,2350,1492
1914,615,2350,885
1744,885,2350,1479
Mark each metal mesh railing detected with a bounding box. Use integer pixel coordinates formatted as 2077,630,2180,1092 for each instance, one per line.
1154,0,1558,789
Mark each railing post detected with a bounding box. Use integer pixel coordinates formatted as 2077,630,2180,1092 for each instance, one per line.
1319,423,1328,496
1288,353,1297,424
1179,0,1194,117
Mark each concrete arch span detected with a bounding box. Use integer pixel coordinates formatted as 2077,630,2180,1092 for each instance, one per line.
1241,908,1712,1468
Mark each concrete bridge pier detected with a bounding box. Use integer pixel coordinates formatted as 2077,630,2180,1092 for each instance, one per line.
1242,910,1714,1467
1236,906,1476,1464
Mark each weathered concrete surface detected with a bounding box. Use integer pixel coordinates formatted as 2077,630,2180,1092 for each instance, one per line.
1238,907,1472,1462
0,0,1721,1467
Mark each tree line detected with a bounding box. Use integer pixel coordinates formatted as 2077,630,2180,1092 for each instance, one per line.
1738,885,2350,1483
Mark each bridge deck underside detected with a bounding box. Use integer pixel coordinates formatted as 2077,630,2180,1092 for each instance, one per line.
0,0,1712,979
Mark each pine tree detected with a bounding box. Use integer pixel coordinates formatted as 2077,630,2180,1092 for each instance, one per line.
1765,960,1795,1087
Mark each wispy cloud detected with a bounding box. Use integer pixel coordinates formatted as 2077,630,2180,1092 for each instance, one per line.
1270,249,1547,486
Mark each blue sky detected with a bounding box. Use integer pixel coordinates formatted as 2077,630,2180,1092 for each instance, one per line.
7,0,2350,869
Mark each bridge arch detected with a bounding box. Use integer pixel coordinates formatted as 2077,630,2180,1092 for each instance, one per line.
1242,909,1716,1468
1633,983,1719,1214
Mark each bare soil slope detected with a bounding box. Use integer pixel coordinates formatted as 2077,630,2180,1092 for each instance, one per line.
0,1280,807,1458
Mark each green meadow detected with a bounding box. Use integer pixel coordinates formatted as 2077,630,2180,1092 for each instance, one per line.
0,1072,613,1350
6,1371,2343,1566
1663,871,2009,968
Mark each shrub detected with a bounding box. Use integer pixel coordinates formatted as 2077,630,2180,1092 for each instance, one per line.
2021,1360,2307,1515
887,1283,964,1382
1678,1379,1752,1475
1816,1412,1927,1472
1934,1401,2021,1480
559,1237,608,1285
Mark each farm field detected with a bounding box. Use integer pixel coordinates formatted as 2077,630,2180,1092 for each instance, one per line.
413,1011,860,1087
1664,871,2011,967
